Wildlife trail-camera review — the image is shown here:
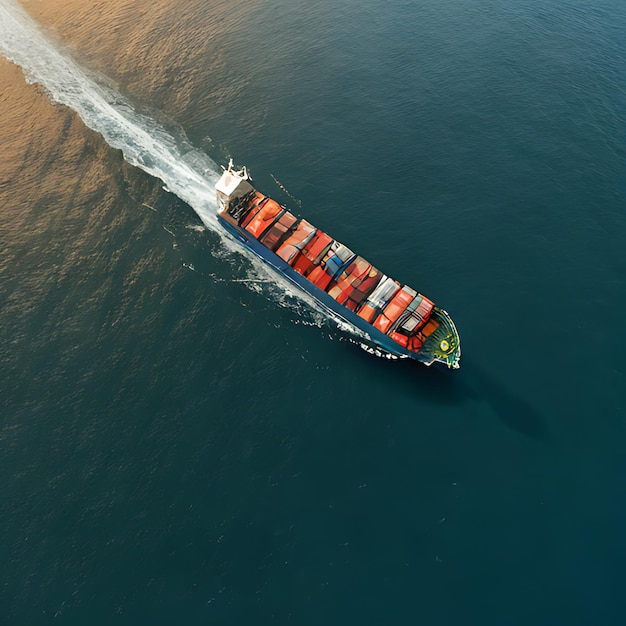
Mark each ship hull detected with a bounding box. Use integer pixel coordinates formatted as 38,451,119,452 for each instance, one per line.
217,214,435,365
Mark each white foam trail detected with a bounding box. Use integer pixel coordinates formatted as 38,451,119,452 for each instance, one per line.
0,0,369,341
0,0,224,231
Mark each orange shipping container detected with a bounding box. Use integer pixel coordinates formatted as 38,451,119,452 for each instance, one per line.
276,243,299,264
373,313,393,334
381,288,415,326
245,199,283,238
421,319,440,337
357,304,379,323
276,220,315,256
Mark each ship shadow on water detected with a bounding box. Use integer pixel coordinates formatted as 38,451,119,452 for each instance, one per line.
352,344,548,440
460,358,550,441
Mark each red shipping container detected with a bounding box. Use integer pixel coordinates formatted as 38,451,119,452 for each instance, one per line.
307,266,332,290
390,332,409,347
240,194,268,228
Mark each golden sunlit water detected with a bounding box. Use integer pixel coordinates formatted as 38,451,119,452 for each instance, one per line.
2,0,626,624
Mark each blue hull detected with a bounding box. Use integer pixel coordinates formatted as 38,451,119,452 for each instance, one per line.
218,215,434,365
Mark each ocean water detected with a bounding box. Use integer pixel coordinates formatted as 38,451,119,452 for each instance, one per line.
1,0,625,624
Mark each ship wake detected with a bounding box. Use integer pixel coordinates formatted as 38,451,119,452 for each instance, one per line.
0,0,370,344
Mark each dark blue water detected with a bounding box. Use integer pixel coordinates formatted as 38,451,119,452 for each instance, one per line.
1,0,625,623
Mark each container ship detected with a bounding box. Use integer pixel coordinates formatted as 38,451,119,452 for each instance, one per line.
215,160,461,368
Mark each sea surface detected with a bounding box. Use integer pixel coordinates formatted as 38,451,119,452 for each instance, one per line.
1,0,625,624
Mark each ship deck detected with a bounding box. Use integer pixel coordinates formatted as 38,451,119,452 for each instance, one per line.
215,164,461,368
